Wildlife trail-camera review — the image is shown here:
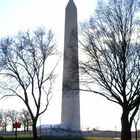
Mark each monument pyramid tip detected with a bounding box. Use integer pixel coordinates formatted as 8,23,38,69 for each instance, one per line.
67,0,76,6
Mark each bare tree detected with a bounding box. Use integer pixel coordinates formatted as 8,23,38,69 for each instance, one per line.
0,110,10,131
80,0,140,140
7,110,19,131
133,109,140,140
0,110,3,131
0,28,58,140
19,109,32,132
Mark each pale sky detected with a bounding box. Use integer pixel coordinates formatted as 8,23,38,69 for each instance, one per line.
0,0,125,131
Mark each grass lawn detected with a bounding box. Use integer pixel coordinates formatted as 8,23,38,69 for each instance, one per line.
2,135,140,140
0,136,115,140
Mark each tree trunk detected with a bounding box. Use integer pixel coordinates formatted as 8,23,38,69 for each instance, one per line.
24,124,25,132
27,124,29,132
32,119,38,140
135,124,137,140
27,121,29,131
121,109,132,140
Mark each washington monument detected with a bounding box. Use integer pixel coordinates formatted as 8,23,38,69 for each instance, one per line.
61,0,80,130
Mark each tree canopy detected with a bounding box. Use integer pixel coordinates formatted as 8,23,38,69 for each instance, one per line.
0,28,58,140
80,0,140,140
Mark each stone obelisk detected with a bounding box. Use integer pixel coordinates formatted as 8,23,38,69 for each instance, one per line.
61,0,80,131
